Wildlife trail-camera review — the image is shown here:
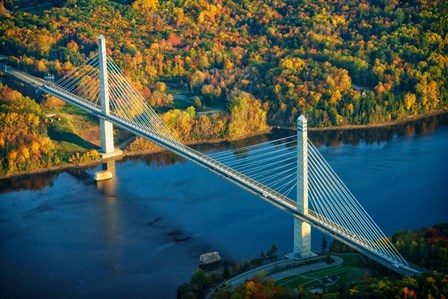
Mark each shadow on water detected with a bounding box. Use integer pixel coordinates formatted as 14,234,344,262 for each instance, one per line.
66,166,96,181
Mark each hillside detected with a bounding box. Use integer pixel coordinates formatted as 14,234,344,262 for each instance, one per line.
0,0,447,130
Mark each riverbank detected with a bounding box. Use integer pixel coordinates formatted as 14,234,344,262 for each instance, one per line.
277,109,448,131
0,129,272,180
121,128,272,157
1,110,447,180
0,159,102,180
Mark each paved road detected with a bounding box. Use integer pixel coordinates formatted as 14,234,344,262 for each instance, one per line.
1,62,48,87
267,256,343,281
225,259,293,290
206,255,343,298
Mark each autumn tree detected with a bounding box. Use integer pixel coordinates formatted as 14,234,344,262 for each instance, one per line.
132,0,158,12
0,84,60,174
228,91,268,138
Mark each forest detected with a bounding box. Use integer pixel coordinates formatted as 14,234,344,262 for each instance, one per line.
0,83,59,173
0,0,446,131
330,223,448,298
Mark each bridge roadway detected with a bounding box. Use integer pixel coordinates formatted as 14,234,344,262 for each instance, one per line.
0,63,48,87
40,83,420,276
1,65,419,275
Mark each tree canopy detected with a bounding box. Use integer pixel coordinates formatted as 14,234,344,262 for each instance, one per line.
1,0,446,129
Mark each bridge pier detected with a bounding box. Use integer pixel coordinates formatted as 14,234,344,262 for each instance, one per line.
94,161,116,181
98,34,122,161
95,35,121,182
292,115,312,258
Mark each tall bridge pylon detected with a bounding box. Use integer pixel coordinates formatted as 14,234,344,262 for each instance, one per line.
98,35,122,160
98,35,114,155
294,115,312,258
35,34,422,276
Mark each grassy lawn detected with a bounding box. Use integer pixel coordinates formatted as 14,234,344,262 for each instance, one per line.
45,104,133,156
45,107,100,156
277,253,370,290
48,118,96,156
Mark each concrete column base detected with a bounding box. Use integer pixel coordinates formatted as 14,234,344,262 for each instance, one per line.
294,218,312,257
94,170,113,181
99,149,123,160
94,160,117,181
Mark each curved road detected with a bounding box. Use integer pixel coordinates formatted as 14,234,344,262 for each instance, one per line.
206,256,343,298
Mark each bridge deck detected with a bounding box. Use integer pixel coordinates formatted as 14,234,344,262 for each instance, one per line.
40,84,421,276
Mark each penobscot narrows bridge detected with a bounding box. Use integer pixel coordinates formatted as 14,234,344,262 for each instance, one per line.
17,35,421,275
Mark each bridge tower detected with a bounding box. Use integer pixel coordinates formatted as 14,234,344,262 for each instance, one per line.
293,115,312,258
98,35,115,156
95,35,122,181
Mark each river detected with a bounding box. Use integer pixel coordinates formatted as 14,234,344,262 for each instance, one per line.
1,114,447,298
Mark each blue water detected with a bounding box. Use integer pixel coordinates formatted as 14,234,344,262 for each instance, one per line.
0,115,447,298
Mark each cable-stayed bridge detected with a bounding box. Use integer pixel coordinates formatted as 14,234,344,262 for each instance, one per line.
8,36,421,276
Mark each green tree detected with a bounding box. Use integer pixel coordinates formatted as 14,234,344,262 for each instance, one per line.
190,269,209,296
267,243,278,261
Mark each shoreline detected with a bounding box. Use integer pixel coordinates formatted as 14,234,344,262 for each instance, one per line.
277,109,448,131
0,129,272,180
1,110,447,180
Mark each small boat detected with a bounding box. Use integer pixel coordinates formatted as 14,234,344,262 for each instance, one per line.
199,251,221,266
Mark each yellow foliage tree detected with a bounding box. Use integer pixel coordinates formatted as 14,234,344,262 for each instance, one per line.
132,0,158,12
404,93,416,111
228,91,268,138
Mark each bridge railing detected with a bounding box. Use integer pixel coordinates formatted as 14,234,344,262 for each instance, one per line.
41,82,421,276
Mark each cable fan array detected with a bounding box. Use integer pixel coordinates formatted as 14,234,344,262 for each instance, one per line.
210,135,408,265
50,52,409,268
306,141,408,264
53,54,182,146
54,54,101,106
209,135,299,200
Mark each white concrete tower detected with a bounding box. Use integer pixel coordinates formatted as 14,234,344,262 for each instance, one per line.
98,34,115,155
294,115,312,258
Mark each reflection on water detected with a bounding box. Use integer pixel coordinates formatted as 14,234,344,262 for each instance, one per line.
0,171,59,194
0,165,97,194
97,162,118,196
0,114,447,298
0,113,447,194
66,167,95,180
96,163,122,272
125,151,188,168
196,113,448,156
309,113,448,147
